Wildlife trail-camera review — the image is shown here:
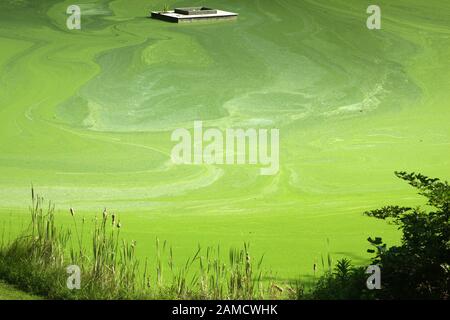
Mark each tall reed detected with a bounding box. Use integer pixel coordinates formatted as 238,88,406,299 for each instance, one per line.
0,189,303,299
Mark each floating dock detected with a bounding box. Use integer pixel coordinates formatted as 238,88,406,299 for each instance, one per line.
151,7,238,23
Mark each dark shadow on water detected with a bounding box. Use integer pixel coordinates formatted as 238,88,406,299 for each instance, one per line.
260,274,319,288
333,251,369,263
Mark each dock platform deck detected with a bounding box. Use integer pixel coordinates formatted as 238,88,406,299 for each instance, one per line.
151,8,238,23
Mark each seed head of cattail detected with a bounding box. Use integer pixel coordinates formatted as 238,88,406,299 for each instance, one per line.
103,208,108,220
70,208,75,217
111,213,116,226
273,284,283,293
117,221,122,229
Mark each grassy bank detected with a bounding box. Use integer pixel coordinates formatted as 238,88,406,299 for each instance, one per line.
0,281,41,300
0,189,305,299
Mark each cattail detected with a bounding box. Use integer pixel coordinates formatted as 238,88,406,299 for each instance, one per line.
103,208,108,220
117,221,122,229
313,263,317,272
111,213,116,226
273,284,283,293
70,208,75,217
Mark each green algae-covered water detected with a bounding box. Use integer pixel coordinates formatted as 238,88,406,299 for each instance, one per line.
0,0,449,279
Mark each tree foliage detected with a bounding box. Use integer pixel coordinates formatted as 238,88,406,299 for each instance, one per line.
364,171,450,299
312,171,449,299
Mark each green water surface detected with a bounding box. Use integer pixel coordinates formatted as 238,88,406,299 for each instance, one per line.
0,0,449,279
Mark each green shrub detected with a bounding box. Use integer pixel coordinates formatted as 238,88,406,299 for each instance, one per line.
311,258,373,300
312,171,450,300
365,171,450,299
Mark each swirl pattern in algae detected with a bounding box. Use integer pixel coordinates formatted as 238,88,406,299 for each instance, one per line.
0,0,449,278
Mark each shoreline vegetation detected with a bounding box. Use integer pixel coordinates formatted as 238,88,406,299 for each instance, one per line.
0,172,448,300
0,188,302,300
0,281,41,300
